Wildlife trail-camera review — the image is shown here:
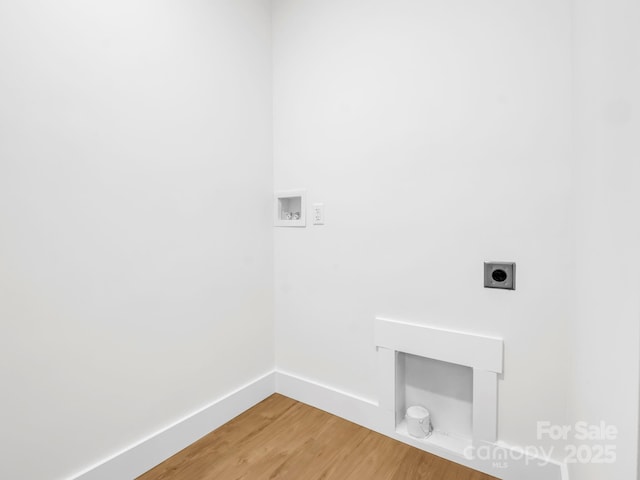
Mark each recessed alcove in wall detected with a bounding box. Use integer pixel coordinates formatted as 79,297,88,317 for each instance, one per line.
375,318,503,456
274,190,306,227
398,353,473,443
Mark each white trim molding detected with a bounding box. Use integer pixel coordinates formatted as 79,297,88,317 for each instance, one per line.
375,317,502,444
275,369,566,480
70,371,275,480
374,317,504,373
65,361,567,480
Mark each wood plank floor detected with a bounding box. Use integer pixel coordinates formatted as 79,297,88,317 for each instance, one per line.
138,394,499,480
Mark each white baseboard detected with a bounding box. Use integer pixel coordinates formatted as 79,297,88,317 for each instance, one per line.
69,369,566,480
70,371,275,480
275,368,382,431
275,369,567,480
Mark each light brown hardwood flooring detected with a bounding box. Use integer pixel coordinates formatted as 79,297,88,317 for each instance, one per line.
138,394,499,480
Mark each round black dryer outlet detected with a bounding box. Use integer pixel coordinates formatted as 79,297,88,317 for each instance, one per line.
491,269,508,283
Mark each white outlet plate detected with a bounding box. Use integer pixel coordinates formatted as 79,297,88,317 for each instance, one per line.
312,203,324,225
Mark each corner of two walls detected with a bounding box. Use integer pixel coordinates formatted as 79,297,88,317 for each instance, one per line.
2,0,638,479
569,0,640,478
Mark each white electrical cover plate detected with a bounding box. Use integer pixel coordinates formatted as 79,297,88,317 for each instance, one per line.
312,203,324,225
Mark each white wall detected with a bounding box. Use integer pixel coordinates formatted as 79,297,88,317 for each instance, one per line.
2,1,637,479
273,0,573,455
0,1,273,479
571,0,640,478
